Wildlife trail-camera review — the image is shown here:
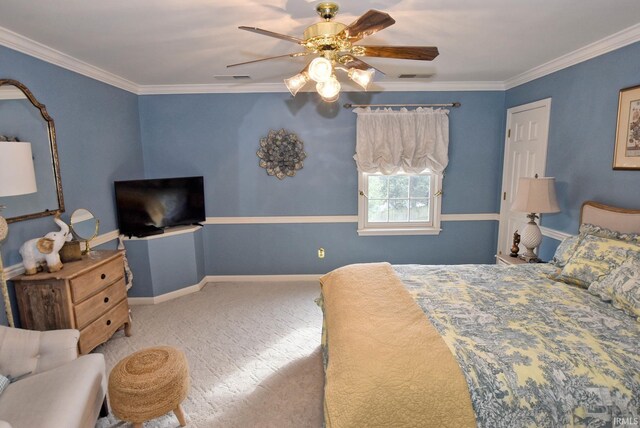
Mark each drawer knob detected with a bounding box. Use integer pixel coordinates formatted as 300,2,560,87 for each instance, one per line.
104,297,109,304
106,319,112,326
101,273,106,280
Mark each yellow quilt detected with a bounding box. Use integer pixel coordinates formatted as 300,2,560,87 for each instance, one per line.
320,262,476,428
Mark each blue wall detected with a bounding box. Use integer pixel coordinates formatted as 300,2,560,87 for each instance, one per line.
138,90,505,275
0,46,144,325
4,37,638,308
506,41,640,260
139,91,505,216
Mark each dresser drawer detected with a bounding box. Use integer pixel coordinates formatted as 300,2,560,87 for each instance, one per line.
78,299,129,354
74,277,127,329
70,256,123,303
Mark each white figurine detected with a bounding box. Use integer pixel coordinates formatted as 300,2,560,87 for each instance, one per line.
19,215,72,274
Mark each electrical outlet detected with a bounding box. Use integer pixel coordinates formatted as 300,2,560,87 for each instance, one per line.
318,248,325,259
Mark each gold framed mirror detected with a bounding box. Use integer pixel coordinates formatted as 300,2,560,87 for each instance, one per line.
0,79,64,223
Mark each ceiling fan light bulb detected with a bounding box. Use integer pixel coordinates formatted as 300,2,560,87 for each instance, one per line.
316,76,341,100
348,68,375,90
284,72,309,96
308,57,333,83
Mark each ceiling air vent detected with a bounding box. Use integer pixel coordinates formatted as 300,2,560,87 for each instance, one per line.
397,74,434,79
213,75,252,80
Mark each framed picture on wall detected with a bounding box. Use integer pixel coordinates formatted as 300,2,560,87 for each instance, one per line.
613,84,640,170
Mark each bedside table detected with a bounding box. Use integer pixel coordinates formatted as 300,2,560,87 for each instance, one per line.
495,254,528,265
13,250,132,354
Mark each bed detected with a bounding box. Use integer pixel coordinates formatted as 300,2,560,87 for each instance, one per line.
319,201,640,428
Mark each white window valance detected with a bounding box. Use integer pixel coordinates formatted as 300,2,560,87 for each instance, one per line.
353,107,450,175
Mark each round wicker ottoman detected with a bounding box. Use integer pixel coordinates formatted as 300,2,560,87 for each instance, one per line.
108,346,190,428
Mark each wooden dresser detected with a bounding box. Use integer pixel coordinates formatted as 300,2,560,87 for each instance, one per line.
13,250,132,354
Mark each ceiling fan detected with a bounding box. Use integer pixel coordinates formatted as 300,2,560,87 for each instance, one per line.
227,2,439,102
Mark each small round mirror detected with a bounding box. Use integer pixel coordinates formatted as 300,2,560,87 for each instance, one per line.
70,208,99,253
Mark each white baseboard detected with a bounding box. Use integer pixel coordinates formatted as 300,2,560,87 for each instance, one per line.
206,274,322,282
128,276,208,305
127,274,322,305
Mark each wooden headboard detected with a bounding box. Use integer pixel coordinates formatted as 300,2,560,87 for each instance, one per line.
580,201,640,234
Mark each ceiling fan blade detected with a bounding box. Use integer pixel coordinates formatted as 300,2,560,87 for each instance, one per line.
227,52,309,68
238,26,304,44
339,10,396,42
337,55,385,76
359,46,439,61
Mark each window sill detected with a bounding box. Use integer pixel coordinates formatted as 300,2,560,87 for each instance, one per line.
357,227,442,236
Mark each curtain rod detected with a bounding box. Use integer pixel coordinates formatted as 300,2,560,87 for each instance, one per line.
343,102,461,109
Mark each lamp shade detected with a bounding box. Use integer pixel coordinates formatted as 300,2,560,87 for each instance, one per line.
0,142,37,197
348,67,375,90
284,72,309,96
308,57,333,83
511,177,559,214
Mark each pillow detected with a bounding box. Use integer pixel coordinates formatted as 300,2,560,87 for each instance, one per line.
588,253,640,321
579,223,640,243
0,375,9,395
551,235,580,268
556,234,640,288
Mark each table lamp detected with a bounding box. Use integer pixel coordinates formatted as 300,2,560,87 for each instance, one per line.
511,176,559,262
0,141,38,327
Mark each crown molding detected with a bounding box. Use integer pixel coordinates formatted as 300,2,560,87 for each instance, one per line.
137,80,504,95
3,22,639,95
0,26,138,94
505,22,640,90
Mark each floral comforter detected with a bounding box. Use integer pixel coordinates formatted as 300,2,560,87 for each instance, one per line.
394,263,640,428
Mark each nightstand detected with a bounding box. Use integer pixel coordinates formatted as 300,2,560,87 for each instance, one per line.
13,250,132,354
495,254,528,266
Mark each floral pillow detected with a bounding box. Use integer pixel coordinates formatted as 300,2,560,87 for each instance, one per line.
579,223,640,243
588,253,640,321
551,235,580,268
556,234,640,288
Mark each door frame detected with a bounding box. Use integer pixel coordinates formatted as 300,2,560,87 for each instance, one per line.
497,97,552,257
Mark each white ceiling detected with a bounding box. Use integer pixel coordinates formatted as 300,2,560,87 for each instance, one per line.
1,0,639,93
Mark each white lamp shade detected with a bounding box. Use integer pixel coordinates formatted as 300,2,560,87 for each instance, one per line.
284,72,309,96
308,57,333,83
0,142,37,197
511,176,559,214
348,68,375,90
316,76,341,100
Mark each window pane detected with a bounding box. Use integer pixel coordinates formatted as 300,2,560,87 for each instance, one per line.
368,175,388,199
389,199,409,222
368,199,388,222
410,199,430,222
410,175,430,198
388,175,409,198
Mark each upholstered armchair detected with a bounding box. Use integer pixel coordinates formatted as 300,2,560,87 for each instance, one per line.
0,326,107,428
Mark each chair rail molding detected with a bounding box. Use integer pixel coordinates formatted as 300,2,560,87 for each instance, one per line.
539,226,572,241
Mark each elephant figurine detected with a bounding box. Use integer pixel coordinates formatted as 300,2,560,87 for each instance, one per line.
19,215,72,275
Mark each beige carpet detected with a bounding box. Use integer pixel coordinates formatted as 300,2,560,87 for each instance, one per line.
95,280,324,428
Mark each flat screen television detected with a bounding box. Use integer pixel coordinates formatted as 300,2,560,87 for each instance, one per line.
114,176,205,237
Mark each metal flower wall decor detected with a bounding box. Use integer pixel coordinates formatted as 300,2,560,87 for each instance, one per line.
257,129,306,180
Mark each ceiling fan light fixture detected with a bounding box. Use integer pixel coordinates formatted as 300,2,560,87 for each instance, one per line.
316,75,341,100
308,57,333,83
284,72,310,96
320,93,340,103
348,67,375,90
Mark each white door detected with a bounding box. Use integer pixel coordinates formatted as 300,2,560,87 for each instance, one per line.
497,98,551,257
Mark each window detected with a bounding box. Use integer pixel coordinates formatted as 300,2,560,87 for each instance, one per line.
358,170,442,236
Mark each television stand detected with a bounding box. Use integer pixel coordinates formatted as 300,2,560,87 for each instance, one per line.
131,227,164,238
121,225,204,299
